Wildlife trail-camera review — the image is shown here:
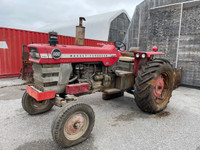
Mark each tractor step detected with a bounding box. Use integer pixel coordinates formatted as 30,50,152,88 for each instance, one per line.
115,70,134,91
104,88,121,94
102,88,124,100
115,70,133,77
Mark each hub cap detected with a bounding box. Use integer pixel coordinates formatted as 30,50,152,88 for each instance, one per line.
30,98,50,110
64,111,89,141
153,76,164,98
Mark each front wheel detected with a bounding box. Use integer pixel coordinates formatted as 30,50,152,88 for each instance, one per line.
51,102,95,148
134,58,174,113
22,91,54,115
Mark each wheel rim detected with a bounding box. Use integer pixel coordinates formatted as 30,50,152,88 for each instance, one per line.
153,76,164,98
30,97,50,110
64,111,89,141
153,72,171,104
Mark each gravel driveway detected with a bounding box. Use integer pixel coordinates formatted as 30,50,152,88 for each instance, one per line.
0,78,200,150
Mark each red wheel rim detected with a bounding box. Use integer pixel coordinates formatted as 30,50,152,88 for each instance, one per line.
64,111,89,141
153,75,164,98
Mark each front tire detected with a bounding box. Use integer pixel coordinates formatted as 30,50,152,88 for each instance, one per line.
22,91,54,115
51,102,95,148
134,58,173,113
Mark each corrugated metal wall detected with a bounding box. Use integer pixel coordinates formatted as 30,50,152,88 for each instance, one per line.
0,27,113,78
125,0,200,87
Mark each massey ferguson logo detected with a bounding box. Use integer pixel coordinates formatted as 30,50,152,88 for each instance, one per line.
52,49,61,59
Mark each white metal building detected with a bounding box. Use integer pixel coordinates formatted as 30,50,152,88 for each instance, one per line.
38,9,130,42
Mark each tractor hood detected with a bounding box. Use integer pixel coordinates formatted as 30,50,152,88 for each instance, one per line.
28,44,120,66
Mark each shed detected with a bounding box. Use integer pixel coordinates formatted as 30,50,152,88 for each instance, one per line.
38,9,130,42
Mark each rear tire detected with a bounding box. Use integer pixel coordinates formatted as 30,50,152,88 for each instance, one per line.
22,91,54,115
134,58,173,113
52,102,95,148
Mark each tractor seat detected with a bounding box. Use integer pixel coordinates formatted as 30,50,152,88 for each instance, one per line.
119,56,134,62
129,47,140,52
119,47,139,62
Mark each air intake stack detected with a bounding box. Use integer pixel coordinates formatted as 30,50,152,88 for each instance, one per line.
48,31,59,46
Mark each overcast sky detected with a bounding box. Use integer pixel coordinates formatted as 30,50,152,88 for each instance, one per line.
0,0,143,31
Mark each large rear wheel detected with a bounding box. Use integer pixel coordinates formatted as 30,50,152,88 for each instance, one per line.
22,91,54,115
134,58,173,113
51,102,95,148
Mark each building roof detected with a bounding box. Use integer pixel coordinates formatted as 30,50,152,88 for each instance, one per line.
38,9,130,41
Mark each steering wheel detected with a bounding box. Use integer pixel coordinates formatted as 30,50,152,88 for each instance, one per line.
114,41,126,51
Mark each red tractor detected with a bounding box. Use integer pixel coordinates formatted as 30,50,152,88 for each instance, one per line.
22,32,173,148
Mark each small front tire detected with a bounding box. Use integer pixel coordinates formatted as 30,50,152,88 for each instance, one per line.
22,91,54,115
51,102,95,148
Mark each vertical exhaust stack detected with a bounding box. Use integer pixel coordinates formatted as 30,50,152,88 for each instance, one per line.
75,17,86,46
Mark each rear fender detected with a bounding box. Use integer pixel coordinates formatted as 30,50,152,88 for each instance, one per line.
133,51,164,76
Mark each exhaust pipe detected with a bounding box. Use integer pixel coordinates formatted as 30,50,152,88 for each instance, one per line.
75,17,86,46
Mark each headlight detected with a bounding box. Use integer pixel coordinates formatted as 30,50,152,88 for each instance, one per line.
141,53,146,58
135,53,140,58
30,47,40,59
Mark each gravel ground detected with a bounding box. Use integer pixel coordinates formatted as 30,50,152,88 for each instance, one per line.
0,78,200,150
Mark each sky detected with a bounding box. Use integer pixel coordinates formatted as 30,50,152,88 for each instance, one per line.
0,0,143,31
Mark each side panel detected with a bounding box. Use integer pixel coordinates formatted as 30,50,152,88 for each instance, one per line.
66,83,90,95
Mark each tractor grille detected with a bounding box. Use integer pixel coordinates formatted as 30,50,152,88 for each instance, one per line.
33,63,60,92
32,63,72,93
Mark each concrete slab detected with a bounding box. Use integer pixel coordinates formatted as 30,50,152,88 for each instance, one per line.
0,77,26,88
